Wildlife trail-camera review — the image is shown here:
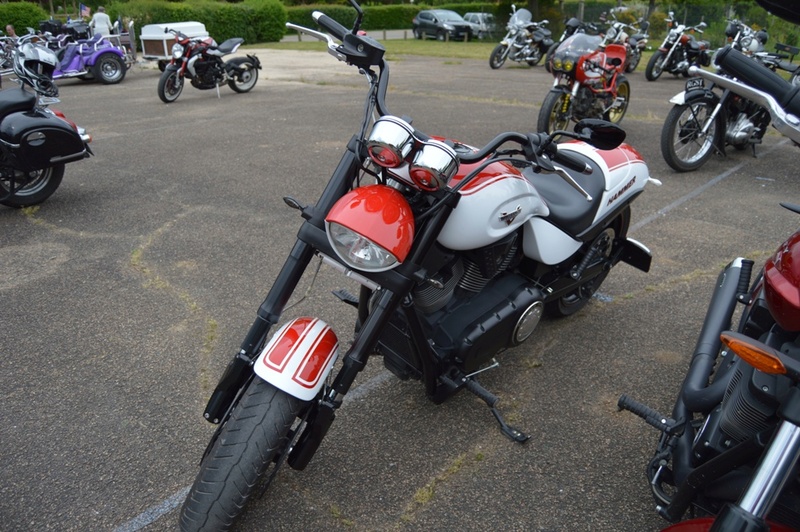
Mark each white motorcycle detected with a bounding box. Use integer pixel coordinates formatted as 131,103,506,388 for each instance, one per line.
179,1,659,529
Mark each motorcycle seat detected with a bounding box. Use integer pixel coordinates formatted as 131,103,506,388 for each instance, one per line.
208,38,244,56
523,153,604,235
0,88,36,117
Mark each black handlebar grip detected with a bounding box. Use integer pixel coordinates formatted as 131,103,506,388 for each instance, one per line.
553,149,591,174
716,46,797,109
312,12,348,41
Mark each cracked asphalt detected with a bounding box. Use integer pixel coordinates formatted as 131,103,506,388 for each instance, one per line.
2,47,799,531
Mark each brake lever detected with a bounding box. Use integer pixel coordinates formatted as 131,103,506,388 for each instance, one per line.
285,22,343,60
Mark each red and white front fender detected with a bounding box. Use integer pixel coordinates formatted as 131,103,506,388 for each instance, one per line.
253,317,339,401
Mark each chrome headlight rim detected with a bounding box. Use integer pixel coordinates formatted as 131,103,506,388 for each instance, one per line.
366,115,415,169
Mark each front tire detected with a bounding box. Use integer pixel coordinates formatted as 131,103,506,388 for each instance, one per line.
645,50,666,81
179,378,304,532
93,53,126,84
546,207,630,317
603,77,630,124
661,99,721,172
0,164,65,208
489,44,508,69
537,90,572,133
227,59,259,93
158,70,184,103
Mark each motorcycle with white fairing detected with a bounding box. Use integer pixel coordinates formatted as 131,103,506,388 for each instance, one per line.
178,1,658,529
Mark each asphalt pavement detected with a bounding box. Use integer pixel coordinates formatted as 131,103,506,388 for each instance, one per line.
2,46,799,532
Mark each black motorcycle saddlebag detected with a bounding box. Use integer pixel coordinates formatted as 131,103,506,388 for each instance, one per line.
0,109,86,171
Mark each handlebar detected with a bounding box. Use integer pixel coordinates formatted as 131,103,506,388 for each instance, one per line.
313,12,348,41
688,45,800,143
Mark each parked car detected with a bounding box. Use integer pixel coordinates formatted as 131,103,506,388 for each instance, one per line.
464,12,497,40
412,9,473,41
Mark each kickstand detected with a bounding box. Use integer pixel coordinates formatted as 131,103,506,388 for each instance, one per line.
459,376,530,443
215,83,221,98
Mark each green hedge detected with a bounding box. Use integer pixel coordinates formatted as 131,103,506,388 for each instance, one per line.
106,0,286,43
0,2,49,35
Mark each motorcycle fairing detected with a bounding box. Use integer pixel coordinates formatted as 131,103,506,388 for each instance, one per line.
253,317,339,401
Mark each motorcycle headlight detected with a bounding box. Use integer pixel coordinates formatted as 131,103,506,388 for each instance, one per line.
563,59,574,71
553,57,562,70
171,43,183,59
325,185,415,272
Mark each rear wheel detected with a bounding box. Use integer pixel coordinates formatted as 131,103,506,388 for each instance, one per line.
227,59,259,93
158,70,184,103
0,164,65,208
545,206,630,317
179,378,304,532
625,49,641,73
489,44,508,69
661,99,721,172
92,53,126,84
526,47,543,66
537,90,572,133
604,77,630,124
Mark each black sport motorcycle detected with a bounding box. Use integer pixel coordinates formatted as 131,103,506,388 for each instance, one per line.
621,41,800,532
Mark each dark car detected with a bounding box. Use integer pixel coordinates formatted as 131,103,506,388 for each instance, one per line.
412,9,473,41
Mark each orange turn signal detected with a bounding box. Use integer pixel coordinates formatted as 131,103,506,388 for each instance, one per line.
720,332,787,375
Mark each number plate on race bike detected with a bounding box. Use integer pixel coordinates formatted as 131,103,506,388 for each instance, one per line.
685,78,704,91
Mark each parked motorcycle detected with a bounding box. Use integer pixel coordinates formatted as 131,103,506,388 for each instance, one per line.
726,18,769,55
545,17,599,73
178,1,657,529
157,27,261,103
49,31,129,84
620,43,800,532
600,11,650,74
538,31,630,134
645,12,710,81
489,5,553,69
659,43,777,172
0,34,92,207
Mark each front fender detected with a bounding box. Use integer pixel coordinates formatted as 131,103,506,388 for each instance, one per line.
669,87,718,106
253,317,339,401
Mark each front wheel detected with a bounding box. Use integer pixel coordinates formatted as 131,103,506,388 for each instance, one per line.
489,44,509,69
93,53,126,84
0,164,65,208
603,77,630,124
645,50,666,81
158,70,184,103
537,90,572,134
179,378,304,532
661,99,721,172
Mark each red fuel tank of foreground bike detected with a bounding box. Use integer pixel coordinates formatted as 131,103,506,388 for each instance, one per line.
0,109,87,171
764,229,800,332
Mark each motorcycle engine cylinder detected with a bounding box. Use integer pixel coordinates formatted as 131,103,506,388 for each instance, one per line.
726,114,755,145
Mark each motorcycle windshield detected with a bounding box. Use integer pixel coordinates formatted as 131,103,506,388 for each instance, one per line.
555,33,602,57
509,9,532,27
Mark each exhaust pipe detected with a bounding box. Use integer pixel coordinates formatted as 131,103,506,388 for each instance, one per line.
680,257,753,413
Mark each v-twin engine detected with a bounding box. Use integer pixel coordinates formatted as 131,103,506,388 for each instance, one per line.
726,113,756,145
377,235,544,378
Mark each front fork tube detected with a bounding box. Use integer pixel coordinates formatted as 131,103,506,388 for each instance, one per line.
203,137,362,423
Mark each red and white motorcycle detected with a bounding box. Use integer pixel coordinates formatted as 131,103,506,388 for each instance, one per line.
178,1,658,529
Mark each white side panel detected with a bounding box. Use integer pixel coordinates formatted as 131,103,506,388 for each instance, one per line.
523,217,582,264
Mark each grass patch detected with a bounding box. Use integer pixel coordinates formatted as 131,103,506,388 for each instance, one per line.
253,39,499,61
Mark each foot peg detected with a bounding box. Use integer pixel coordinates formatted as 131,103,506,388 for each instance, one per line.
618,394,681,435
332,289,359,308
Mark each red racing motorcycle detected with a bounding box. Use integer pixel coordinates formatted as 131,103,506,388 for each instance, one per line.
157,27,260,103
178,1,658,529
537,30,630,134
